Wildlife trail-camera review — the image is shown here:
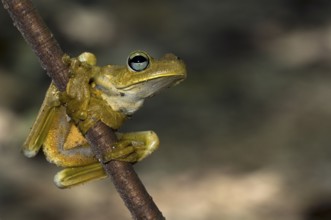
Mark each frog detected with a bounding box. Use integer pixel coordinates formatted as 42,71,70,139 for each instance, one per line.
23,51,186,188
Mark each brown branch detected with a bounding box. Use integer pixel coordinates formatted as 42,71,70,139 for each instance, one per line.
2,0,165,219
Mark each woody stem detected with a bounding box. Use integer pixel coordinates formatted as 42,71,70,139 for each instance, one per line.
1,0,165,219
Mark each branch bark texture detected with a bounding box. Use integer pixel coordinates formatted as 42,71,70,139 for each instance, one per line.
2,0,165,219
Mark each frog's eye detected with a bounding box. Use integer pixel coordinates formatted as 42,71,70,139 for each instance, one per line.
127,51,150,72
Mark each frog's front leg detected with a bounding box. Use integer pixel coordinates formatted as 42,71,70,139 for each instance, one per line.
76,96,126,134
62,53,125,133
54,131,159,188
61,53,94,124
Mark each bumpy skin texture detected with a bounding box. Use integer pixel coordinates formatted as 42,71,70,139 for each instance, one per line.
23,51,186,188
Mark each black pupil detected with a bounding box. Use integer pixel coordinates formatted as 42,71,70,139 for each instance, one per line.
130,55,147,64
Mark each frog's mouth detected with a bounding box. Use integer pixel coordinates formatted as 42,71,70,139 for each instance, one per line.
120,73,185,98
99,73,185,115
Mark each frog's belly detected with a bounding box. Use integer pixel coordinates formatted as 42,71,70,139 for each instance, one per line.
43,106,97,167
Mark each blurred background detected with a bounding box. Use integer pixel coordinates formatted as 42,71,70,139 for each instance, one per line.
1,0,331,219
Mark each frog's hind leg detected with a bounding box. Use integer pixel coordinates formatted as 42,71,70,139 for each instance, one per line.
54,163,106,188
23,83,61,158
42,108,97,167
53,131,159,188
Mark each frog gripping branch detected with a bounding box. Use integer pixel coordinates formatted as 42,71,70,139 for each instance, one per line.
24,51,186,188
2,0,186,218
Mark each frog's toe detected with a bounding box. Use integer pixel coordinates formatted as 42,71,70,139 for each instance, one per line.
62,54,71,65
133,131,159,161
78,52,97,65
102,141,136,162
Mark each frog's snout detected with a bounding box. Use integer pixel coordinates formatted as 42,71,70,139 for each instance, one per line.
163,53,181,60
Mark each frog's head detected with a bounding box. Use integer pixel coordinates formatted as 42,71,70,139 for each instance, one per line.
94,51,186,114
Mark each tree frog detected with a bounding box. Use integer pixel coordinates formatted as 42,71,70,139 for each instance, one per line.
23,51,186,188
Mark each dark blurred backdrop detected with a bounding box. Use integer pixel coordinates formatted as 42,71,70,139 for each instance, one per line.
2,0,331,219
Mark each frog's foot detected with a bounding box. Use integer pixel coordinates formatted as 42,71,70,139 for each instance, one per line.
54,163,106,188
103,131,160,163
